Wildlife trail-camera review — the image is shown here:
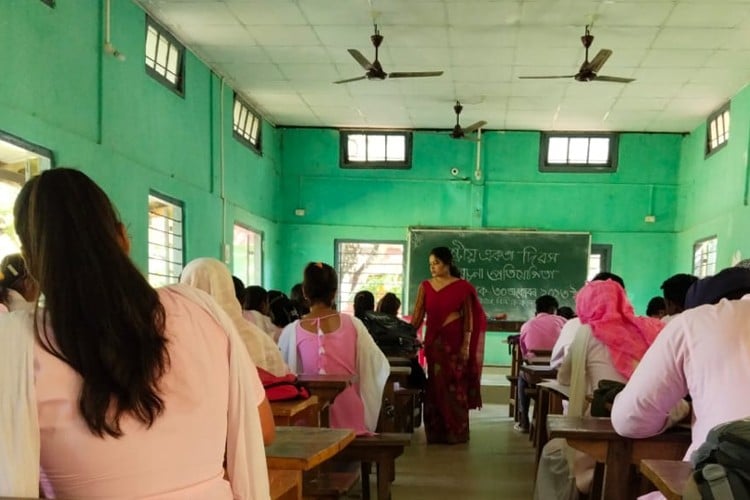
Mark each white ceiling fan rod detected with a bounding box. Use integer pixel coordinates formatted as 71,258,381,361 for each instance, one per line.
474,127,483,181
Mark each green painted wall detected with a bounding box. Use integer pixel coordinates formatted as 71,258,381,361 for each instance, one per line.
0,0,283,285
278,128,682,316
675,84,750,272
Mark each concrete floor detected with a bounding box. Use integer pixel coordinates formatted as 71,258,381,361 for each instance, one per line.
376,404,536,500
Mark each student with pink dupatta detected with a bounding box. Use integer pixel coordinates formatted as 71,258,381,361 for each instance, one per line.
410,246,487,445
534,279,671,500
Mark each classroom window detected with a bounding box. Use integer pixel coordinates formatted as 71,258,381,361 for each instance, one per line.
540,133,618,172
335,240,405,315
233,94,262,153
340,131,412,169
233,224,262,286
148,194,184,287
706,104,730,156
145,16,185,95
587,244,612,281
693,237,718,278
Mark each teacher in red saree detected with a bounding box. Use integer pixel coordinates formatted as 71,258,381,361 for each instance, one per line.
410,246,487,444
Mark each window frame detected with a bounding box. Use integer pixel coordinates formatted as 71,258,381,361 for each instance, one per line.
232,93,262,155
588,243,613,281
539,132,619,173
144,15,185,97
147,191,185,287
333,239,406,314
339,130,413,169
232,222,263,287
693,236,718,278
705,103,730,157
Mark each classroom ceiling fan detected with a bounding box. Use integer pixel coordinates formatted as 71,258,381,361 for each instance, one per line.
518,25,635,84
333,24,444,84
450,101,487,139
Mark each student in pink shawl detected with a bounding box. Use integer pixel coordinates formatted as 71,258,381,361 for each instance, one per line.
535,279,666,499
410,246,487,445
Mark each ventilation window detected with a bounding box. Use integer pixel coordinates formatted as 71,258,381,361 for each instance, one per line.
148,194,184,287
335,240,405,314
540,133,618,172
145,16,185,95
233,94,262,153
340,131,412,169
233,224,262,286
706,104,730,156
693,236,717,278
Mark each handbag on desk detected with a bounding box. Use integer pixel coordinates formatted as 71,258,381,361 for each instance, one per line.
590,379,626,417
257,368,310,402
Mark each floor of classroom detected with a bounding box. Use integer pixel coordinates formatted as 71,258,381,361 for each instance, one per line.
361,404,537,499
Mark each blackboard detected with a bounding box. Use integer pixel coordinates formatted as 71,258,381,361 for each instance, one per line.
407,228,591,321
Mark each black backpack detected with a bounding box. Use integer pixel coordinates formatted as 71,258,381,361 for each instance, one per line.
684,418,750,500
360,311,421,358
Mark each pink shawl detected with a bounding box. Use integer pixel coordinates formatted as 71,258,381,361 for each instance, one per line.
575,280,664,379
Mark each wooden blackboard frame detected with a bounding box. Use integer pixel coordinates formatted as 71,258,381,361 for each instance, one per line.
406,227,591,321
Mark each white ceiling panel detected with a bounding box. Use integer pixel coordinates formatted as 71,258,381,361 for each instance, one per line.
134,0,750,132
225,1,307,26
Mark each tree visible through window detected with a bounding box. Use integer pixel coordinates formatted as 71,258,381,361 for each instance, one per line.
233,224,262,286
335,241,405,314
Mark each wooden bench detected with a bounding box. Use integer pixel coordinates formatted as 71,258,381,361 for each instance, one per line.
302,470,359,499
377,366,412,433
506,334,521,419
640,459,692,500
269,469,303,500
337,432,412,500
534,380,569,466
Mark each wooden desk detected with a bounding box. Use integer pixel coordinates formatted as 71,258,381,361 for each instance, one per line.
296,374,353,427
507,334,521,419
338,433,412,500
269,469,303,500
271,395,319,426
387,356,412,367
487,320,525,332
534,381,570,465
519,364,558,384
547,416,691,500
378,366,412,432
266,427,356,500
640,459,692,500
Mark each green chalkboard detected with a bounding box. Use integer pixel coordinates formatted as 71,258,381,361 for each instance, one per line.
407,228,591,321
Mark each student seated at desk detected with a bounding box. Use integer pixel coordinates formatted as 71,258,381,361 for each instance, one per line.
549,272,627,369
515,294,567,433
243,285,281,341
612,267,750,498
659,273,698,323
279,263,389,435
535,279,665,499
0,169,270,499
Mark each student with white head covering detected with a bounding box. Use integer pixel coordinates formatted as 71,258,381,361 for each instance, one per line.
181,257,290,377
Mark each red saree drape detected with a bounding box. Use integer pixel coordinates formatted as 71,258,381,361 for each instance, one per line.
421,279,487,443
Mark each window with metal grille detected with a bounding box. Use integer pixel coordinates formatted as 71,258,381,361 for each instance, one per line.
540,133,618,172
233,224,262,286
693,237,718,278
232,94,262,153
706,104,730,156
148,194,184,287
335,240,405,315
340,131,412,169
145,16,185,95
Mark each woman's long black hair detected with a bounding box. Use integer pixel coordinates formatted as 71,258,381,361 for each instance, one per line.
14,168,168,438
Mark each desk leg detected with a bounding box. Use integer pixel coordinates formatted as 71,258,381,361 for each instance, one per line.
377,459,394,500
534,388,550,468
603,440,632,500
319,403,331,427
361,461,371,500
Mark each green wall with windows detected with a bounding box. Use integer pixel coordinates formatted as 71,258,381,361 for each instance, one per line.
0,0,284,286
278,128,682,316
6,1,750,367
674,85,750,273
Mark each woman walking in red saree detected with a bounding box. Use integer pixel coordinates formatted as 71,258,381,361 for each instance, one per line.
411,247,487,444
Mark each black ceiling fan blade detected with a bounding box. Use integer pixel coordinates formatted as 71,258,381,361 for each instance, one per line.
333,75,367,84
587,49,613,74
518,75,576,80
388,71,444,79
348,49,373,71
463,120,487,134
593,75,635,83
